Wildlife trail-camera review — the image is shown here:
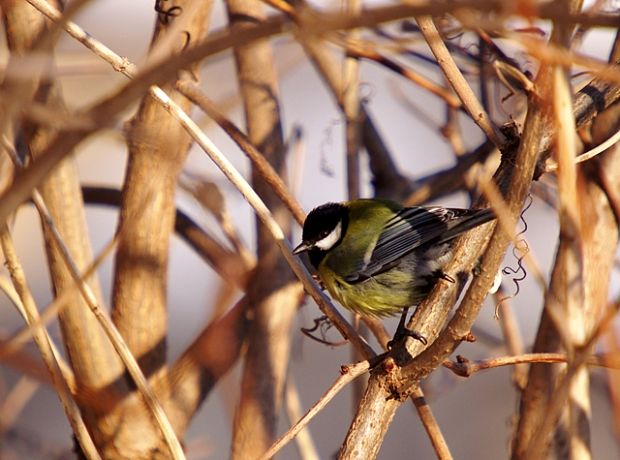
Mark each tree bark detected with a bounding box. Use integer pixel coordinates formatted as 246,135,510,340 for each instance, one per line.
225,0,301,458
1,0,126,452
108,1,214,458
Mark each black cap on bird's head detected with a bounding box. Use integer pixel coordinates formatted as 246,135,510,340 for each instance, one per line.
293,202,347,265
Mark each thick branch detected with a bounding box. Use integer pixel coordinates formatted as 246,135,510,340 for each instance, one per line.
1,1,126,451
338,59,550,460
225,1,301,458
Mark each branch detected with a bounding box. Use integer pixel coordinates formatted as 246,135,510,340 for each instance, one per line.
1,1,126,449
20,0,371,361
0,227,101,460
225,0,301,456
403,63,620,206
345,43,461,109
174,80,306,225
524,299,620,460
82,185,253,288
442,352,620,378
259,360,372,460
111,0,214,382
338,47,551,459
513,21,620,460
410,386,454,460
414,15,507,149
165,298,249,434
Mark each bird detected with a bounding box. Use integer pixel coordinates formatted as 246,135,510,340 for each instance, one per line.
293,199,495,318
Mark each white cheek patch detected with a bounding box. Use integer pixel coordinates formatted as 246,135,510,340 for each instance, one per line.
314,221,342,250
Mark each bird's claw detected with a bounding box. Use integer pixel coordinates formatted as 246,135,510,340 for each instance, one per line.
388,328,428,349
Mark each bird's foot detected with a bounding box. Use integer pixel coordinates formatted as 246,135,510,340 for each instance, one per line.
388,307,427,348
388,328,428,349
439,271,455,283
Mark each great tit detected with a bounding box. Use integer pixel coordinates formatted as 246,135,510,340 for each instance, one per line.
293,199,495,317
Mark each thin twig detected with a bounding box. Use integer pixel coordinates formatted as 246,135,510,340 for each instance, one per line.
175,80,306,225
0,376,39,431
415,15,507,149
442,352,620,378
493,290,527,389
0,236,117,360
284,376,320,460
345,43,462,108
545,125,620,171
0,228,101,460
0,277,77,391
81,185,253,289
4,148,186,459
525,300,620,460
508,34,620,86
410,386,453,460
23,0,371,358
258,360,372,460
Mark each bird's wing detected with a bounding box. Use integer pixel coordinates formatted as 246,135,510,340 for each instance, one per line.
344,207,493,283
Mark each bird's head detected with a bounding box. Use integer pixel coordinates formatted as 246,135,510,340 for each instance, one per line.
293,202,347,264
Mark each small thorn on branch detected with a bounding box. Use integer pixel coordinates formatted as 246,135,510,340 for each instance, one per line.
463,332,477,342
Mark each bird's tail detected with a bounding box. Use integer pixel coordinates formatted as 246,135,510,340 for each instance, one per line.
436,208,496,245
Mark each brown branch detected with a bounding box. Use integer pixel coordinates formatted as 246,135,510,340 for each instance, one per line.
1,2,127,451
102,3,215,457
259,360,372,460
0,336,51,385
513,18,620,460
338,46,549,458
225,1,302,457
410,386,454,460
174,80,306,225
404,139,498,205
550,57,589,459
347,45,461,109
283,375,321,460
404,65,620,207
443,352,620,378
81,185,253,289
359,316,453,460
80,189,250,434
29,179,185,458
343,0,362,203
112,0,213,379
524,299,620,460
414,15,507,149
402,75,549,380
165,298,249,434
0,227,101,459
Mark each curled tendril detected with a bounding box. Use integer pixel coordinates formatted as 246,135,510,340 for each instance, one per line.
495,193,533,318
359,82,376,105
319,119,342,177
181,31,192,50
155,0,182,25
301,316,348,347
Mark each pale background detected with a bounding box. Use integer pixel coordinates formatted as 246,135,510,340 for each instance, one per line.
1,1,619,459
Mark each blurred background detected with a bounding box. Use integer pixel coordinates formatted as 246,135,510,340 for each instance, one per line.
1,0,619,458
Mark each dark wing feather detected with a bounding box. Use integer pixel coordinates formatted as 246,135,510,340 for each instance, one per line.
344,207,494,283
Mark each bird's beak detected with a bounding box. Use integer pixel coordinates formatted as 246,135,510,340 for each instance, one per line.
292,242,310,255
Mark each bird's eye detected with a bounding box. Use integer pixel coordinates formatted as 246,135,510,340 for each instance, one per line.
319,230,329,238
